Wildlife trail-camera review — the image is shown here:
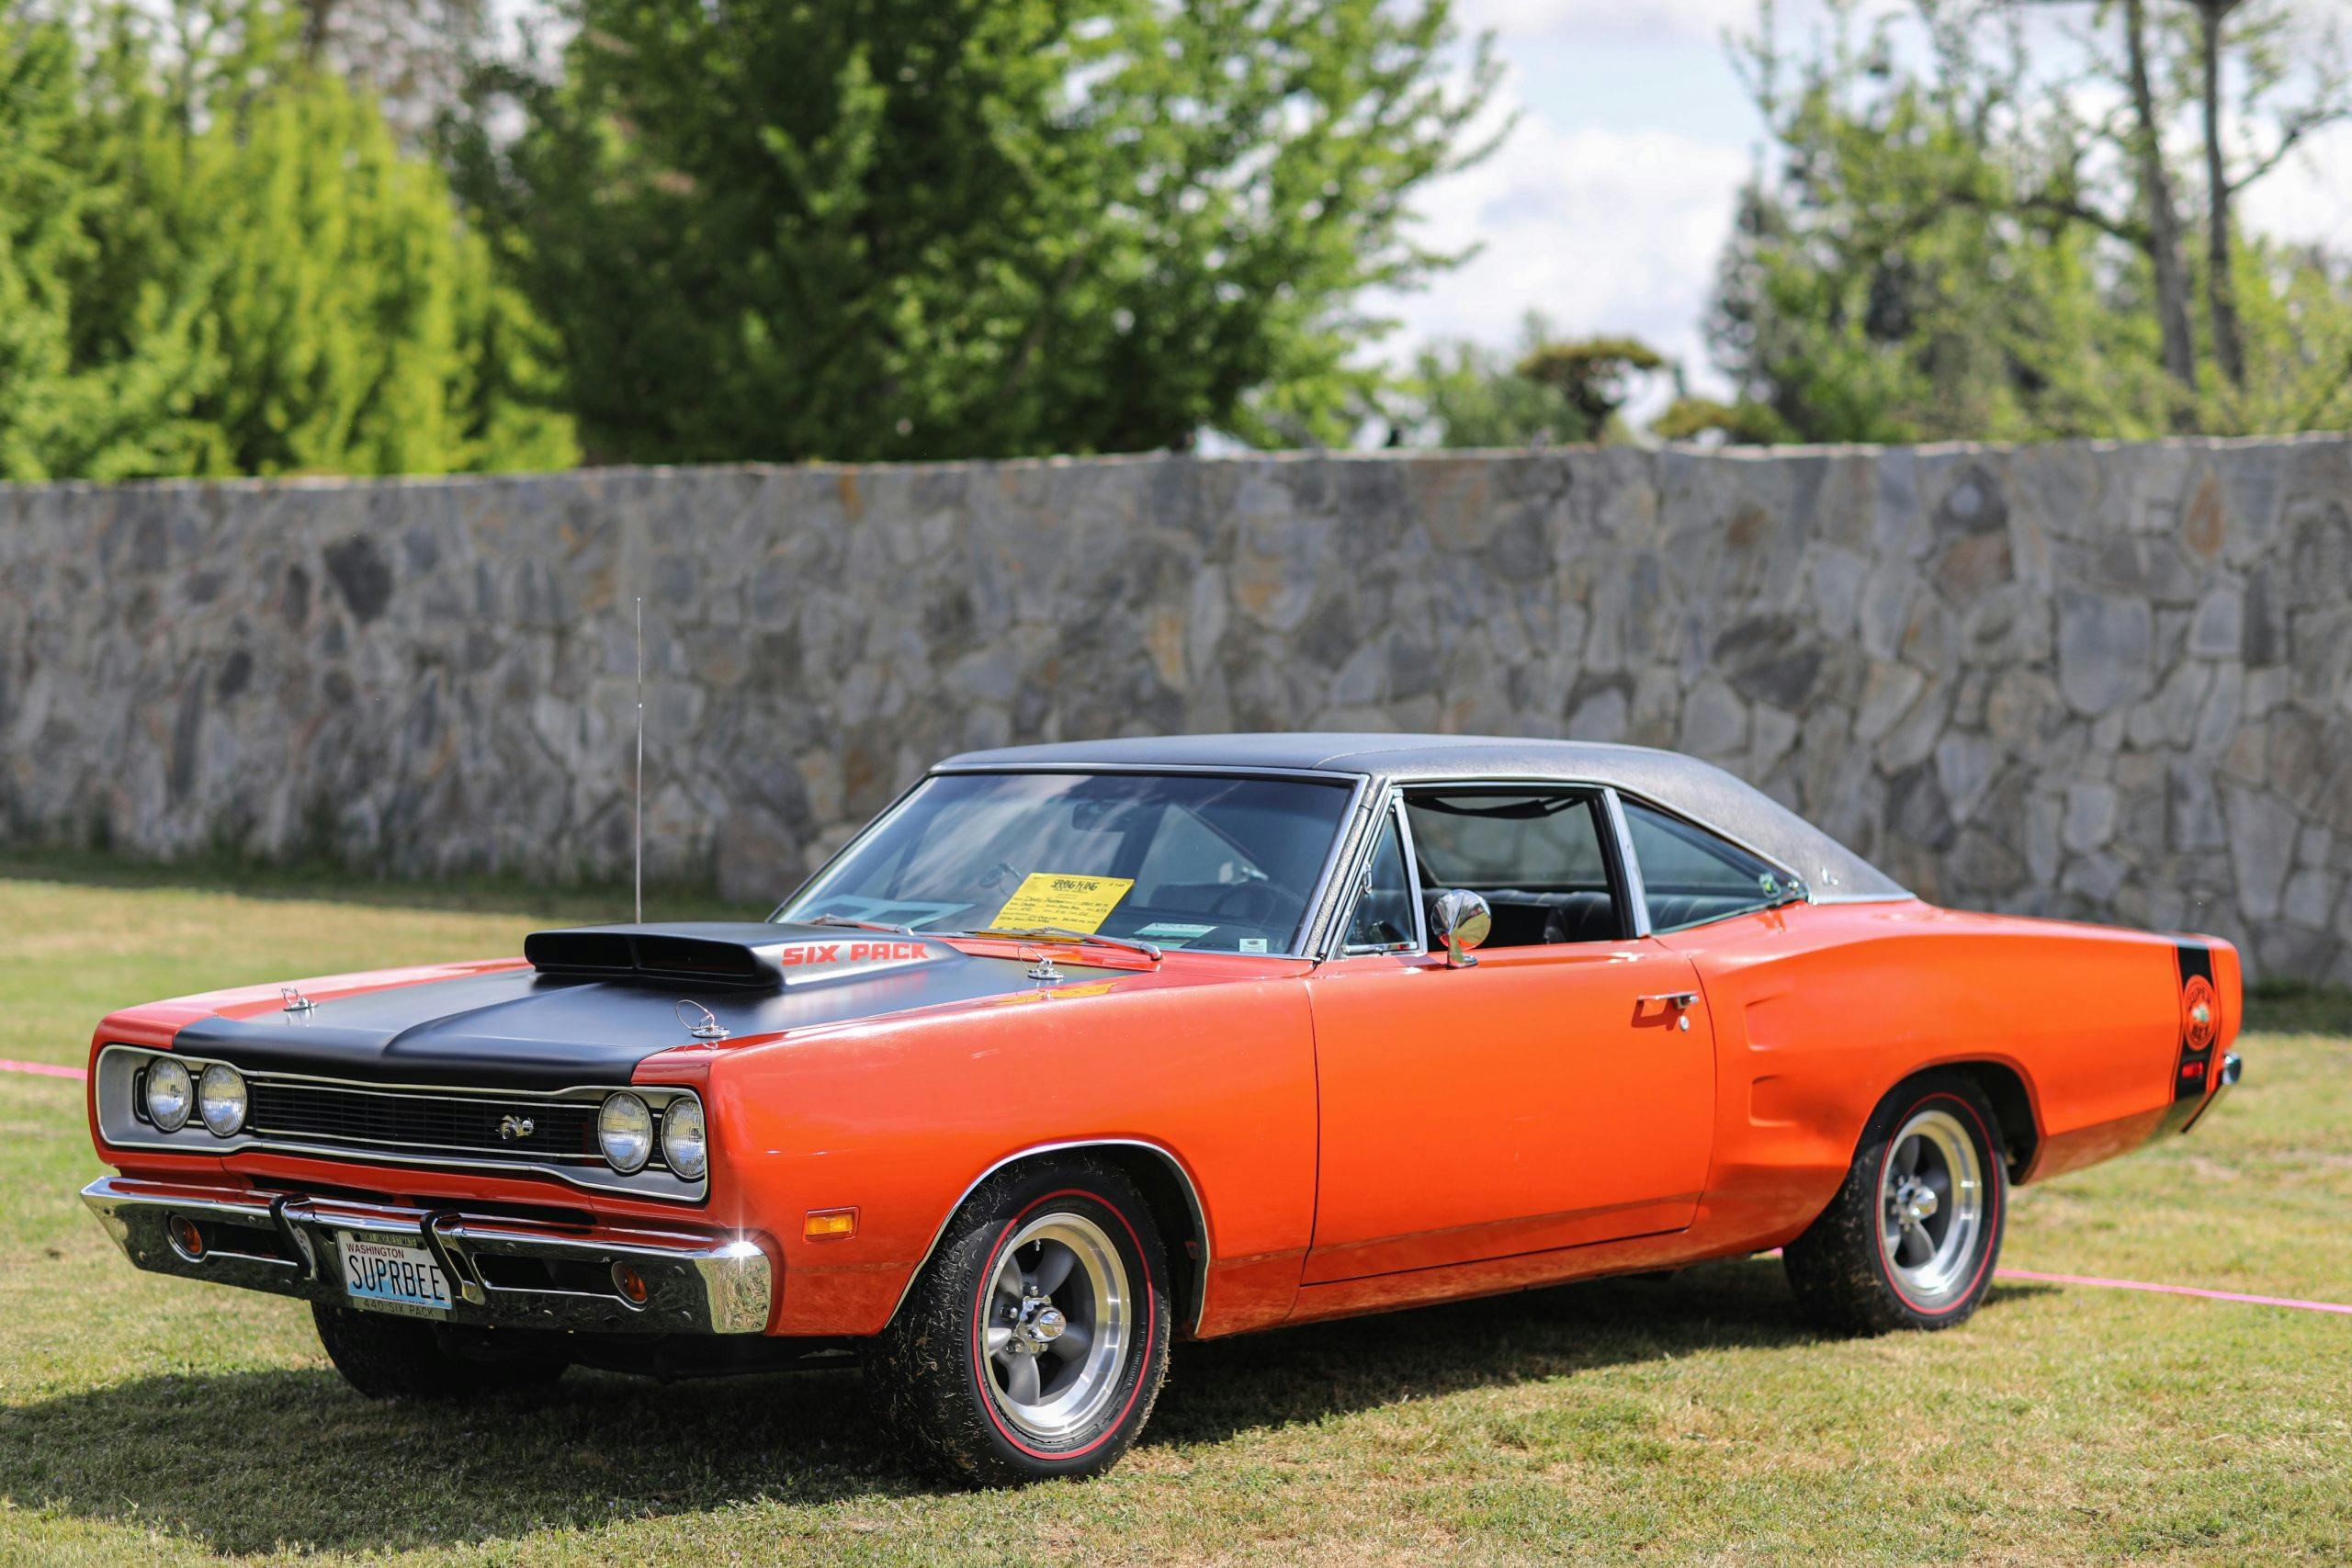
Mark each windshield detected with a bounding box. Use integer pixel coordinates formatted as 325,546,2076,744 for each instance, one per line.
778,772,1355,954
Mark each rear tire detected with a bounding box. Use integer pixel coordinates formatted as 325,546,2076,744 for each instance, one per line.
311,1303,568,1400
872,1156,1171,1486
1784,1073,2007,1335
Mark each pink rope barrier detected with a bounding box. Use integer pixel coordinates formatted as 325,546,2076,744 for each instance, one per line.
1996,1267,2352,1316
0,1057,85,1081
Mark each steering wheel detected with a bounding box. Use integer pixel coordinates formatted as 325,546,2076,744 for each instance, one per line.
1206,881,1281,926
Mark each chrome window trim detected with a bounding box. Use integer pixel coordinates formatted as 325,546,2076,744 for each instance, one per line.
94,1044,707,1204
1601,789,1654,939
1381,772,1812,908
1306,784,1389,962
1334,792,1425,957
783,763,1371,962
885,1136,1214,1337
1611,793,1809,934
1385,779,1635,951
1392,790,1431,954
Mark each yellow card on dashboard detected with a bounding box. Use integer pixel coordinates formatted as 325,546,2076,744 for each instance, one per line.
991,873,1135,934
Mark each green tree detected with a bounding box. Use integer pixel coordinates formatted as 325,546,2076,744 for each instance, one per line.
455,0,1498,463
0,13,220,480
1406,315,1670,447
165,53,574,474
1709,2,2175,444
1710,0,2352,443
0,1,573,481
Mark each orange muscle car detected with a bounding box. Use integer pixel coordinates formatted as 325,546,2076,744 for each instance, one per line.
81,735,2244,1483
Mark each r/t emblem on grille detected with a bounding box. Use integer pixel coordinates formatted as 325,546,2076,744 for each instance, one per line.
498,1114,535,1142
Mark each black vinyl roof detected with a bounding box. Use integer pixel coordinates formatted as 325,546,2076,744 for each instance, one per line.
937,732,1909,900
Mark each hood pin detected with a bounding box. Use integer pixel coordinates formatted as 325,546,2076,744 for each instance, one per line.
675,998,729,1042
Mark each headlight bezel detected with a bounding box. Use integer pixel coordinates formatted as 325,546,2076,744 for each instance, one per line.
197,1063,248,1137
598,1091,655,1174
661,1096,708,1180
142,1057,194,1133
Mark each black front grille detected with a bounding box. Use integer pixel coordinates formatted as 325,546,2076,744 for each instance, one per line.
246,1081,602,1164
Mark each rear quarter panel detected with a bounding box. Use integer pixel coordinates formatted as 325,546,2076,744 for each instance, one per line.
1659,898,2239,1255
695,968,1319,1339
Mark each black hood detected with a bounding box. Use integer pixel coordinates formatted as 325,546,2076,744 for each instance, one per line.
172,923,1040,1089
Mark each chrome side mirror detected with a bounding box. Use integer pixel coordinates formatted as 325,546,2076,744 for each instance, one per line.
1430,889,1491,968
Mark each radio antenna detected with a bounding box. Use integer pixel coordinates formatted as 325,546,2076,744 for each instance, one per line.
633,596,644,926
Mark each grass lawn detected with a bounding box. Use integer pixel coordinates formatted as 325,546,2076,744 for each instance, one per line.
0,863,2346,1565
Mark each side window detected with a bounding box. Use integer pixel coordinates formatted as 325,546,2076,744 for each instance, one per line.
1622,799,1792,931
1341,808,1419,953
1401,790,1623,948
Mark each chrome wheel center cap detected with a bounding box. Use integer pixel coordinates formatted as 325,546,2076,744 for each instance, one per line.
1011,1292,1065,1352
1894,1178,1939,1228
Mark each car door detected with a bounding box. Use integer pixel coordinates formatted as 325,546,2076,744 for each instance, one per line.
1302,785,1717,1284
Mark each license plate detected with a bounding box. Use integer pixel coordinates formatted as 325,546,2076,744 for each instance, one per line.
337,1234,453,1314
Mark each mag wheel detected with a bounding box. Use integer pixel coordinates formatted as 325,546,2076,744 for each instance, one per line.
1784,1073,2007,1335
873,1156,1170,1486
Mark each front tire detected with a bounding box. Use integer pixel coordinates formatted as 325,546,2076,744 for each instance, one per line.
872,1157,1171,1485
1784,1073,2007,1335
311,1303,568,1400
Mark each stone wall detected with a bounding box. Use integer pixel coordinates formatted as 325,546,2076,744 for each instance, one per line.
4,435,2347,980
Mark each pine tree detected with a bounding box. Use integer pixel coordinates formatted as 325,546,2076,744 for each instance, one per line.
0,3,574,481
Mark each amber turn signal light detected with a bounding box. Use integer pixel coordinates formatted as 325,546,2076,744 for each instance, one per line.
166,1213,205,1260
611,1262,650,1304
804,1208,858,1241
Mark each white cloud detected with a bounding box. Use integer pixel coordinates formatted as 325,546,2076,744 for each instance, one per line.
1371,107,1751,391
1379,0,2352,425
2237,121,2352,254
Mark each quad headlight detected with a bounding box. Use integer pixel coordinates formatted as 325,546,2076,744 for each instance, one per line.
661,1097,707,1180
198,1064,248,1137
598,1092,653,1173
143,1057,193,1132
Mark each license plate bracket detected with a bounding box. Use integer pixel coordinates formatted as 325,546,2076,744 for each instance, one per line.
336,1233,454,1315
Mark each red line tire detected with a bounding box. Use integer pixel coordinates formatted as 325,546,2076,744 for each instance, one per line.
1783,1072,2007,1336
873,1156,1171,1485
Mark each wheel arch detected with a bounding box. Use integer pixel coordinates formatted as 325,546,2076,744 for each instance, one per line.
887,1138,1211,1338
1897,1057,2041,1182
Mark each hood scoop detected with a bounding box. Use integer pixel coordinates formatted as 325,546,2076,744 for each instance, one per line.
523,922,956,991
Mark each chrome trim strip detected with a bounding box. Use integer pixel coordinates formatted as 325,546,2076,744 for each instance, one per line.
1333,793,1428,958
81,1175,771,1334
153,1062,705,1103
783,764,1372,962
1394,790,1431,954
1601,789,1654,939
884,1137,1214,1337
94,1045,707,1204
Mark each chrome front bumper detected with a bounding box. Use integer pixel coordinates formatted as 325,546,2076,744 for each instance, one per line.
82,1176,772,1335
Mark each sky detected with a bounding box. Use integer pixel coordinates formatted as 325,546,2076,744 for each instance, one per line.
1371,0,2352,398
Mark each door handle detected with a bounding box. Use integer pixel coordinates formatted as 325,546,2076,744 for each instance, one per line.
1638,991,1698,1031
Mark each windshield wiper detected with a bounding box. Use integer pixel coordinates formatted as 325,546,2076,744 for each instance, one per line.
956,926,1163,964
803,913,916,936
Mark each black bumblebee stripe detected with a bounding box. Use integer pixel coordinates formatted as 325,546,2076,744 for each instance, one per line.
2158,942,2217,1135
